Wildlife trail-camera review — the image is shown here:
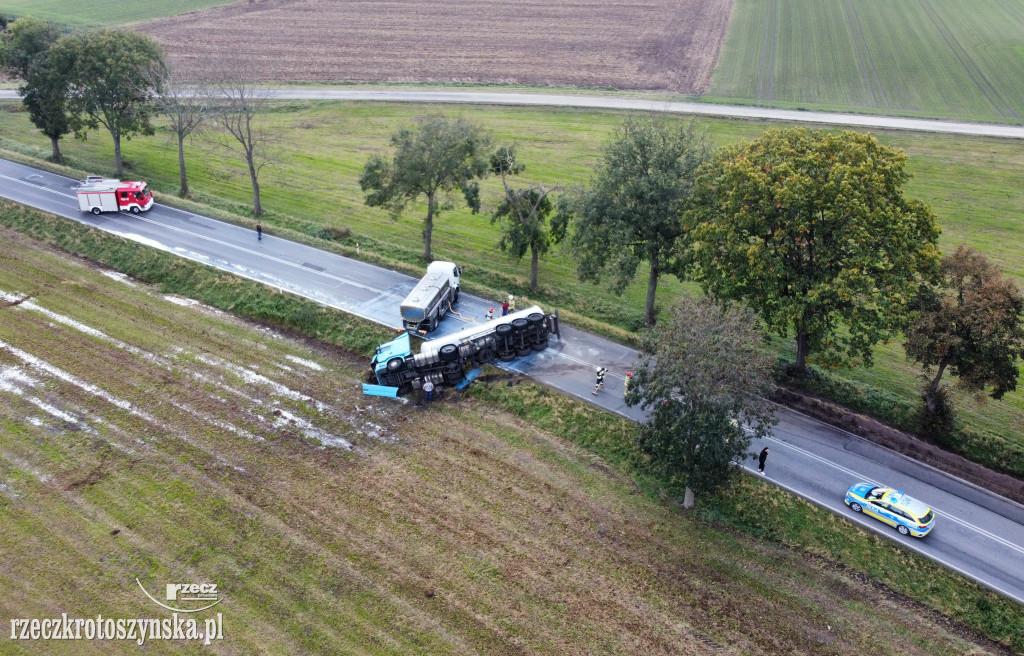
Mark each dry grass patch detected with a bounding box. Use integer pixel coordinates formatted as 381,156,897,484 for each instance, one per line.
0,227,1010,654
135,0,732,93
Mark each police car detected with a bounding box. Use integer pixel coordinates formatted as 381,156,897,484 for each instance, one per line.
844,483,936,537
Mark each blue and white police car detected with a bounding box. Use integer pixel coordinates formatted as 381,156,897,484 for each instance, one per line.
844,483,936,537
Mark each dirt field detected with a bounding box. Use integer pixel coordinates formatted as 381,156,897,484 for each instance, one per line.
134,0,732,93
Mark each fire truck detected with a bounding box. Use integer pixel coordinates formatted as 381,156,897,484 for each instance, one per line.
76,178,154,215
364,305,560,397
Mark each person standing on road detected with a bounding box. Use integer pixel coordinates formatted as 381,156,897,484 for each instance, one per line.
757,447,769,474
423,379,434,402
623,371,632,399
486,307,494,321
592,367,608,395
508,295,516,313
256,222,263,241
501,298,509,316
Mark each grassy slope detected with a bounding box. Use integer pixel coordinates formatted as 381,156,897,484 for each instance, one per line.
0,99,1020,474
708,0,1024,123
0,0,236,27
0,214,1019,654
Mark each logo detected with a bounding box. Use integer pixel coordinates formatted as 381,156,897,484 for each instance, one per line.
135,579,221,613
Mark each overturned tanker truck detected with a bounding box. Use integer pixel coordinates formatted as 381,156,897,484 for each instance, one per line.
364,305,560,397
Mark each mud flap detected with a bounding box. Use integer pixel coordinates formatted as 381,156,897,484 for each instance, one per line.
362,383,400,397
455,368,482,390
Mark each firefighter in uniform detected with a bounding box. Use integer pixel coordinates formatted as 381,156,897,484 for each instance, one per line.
592,367,608,395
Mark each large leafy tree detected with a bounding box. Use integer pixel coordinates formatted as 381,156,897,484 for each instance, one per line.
627,296,776,508
560,117,711,326
48,29,165,177
489,145,560,291
360,117,491,261
688,128,941,373
904,245,1024,415
0,16,68,160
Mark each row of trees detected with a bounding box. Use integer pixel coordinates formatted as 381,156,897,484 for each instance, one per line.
0,17,274,213
362,117,1023,505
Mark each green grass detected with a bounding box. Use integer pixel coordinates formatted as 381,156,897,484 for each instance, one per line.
0,0,235,27
709,0,1024,123
0,211,1020,654
0,99,1022,479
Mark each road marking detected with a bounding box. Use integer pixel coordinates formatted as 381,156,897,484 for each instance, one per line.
763,436,1024,557
754,469,1024,605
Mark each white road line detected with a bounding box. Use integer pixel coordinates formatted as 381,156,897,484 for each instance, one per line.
765,436,1024,557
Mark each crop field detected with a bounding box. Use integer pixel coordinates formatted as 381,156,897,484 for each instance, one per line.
709,0,1024,122
132,0,731,93
0,99,1021,471
2,217,1021,655
0,0,234,27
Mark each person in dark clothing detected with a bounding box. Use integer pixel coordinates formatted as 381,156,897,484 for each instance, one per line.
256,222,263,240
592,367,608,395
501,299,509,316
758,447,769,474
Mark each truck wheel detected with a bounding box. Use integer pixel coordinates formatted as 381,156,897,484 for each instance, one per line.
517,346,532,357
130,206,141,214
91,207,101,215
511,318,528,332
532,339,548,351
386,357,405,372
477,348,494,363
499,352,516,362
495,323,512,336
528,313,544,325
439,344,459,362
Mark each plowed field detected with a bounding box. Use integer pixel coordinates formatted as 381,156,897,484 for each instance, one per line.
135,0,732,93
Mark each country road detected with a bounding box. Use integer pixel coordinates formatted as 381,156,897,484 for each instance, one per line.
2,157,1024,605
5,88,1024,138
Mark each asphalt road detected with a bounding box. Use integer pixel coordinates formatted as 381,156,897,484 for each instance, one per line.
2,155,1024,605
6,89,1022,138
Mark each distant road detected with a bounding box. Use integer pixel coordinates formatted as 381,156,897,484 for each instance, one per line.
3,88,1024,138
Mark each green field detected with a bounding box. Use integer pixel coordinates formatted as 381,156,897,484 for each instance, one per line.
0,99,1021,477
0,0,234,27
709,0,1024,123
0,215,1020,654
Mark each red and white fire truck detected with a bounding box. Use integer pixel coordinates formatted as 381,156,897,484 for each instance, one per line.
76,177,154,215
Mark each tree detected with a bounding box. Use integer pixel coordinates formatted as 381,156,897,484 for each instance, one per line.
360,117,491,261
0,16,69,160
49,29,165,177
626,296,777,508
559,117,711,326
688,128,941,373
207,72,275,216
488,145,560,291
904,245,1024,415
149,62,210,196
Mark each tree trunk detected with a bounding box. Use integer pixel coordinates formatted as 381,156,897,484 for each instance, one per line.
247,152,262,216
177,132,189,196
794,329,811,374
683,486,695,509
529,243,539,291
113,133,123,178
925,360,949,414
423,192,435,261
644,263,659,326
50,136,62,161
